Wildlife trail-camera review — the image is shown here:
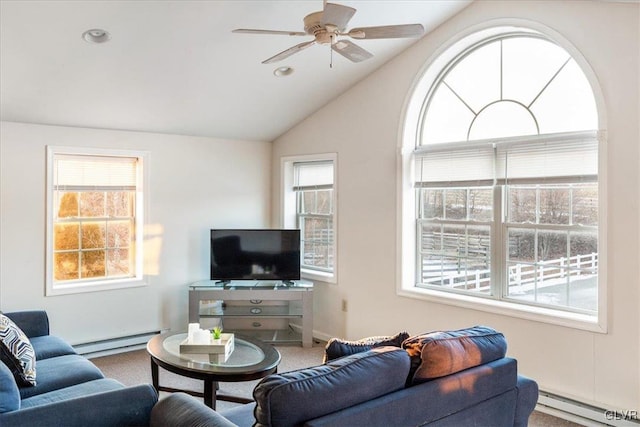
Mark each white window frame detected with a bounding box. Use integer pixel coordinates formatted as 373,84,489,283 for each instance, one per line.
281,153,338,284
397,21,607,333
46,146,149,296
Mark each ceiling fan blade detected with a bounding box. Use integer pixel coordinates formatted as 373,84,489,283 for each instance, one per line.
321,3,356,30
331,39,373,63
349,24,425,39
233,29,307,36
262,40,316,64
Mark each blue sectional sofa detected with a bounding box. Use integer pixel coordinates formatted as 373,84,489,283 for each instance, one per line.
1,311,537,427
0,310,158,427
151,326,539,427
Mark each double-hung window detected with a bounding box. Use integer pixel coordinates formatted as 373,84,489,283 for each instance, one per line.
294,161,335,274
282,154,337,283
402,28,603,329
415,133,599,311
46,146,148,295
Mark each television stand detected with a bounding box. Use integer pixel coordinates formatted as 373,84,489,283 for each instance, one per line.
188,280,314,347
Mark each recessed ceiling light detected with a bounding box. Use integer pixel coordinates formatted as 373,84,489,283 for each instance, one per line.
273,66,294,77
82,29,111,44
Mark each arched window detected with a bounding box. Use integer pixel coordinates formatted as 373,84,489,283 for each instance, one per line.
421,34,597,144
402,26,603,326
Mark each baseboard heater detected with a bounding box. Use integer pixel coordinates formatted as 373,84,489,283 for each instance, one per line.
73,330,167,359
537,390,640,426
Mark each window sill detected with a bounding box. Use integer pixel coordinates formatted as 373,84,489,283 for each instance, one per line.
396,286,605,333
301,269,336,284
46,277,148,296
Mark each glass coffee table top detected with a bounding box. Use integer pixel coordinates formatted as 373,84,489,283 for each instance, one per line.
147,331,280,378
162,333,268,368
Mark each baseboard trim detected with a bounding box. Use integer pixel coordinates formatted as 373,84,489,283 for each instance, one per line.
311,329,333,343
537,390,640,426
75,329,168,359
287,322,331,344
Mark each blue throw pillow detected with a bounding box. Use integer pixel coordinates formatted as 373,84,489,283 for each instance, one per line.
0,313,36,386
323,331,409,362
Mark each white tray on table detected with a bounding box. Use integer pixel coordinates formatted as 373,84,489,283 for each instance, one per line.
179,333,235,363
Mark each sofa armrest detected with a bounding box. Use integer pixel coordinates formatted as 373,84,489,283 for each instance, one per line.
150,392,239,427
514,375,539,427
0,384,158,427
4,311,50,338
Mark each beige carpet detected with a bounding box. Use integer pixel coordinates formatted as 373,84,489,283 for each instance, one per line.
91,343,582,426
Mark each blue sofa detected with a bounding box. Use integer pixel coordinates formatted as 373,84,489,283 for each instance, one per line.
0,310,158,427
150,327,539,427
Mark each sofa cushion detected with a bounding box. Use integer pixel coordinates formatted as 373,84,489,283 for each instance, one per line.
0,361,20,413
151,392,238,427
253,346,410,427
220,401,257,426
0,314,37,386
18,354,104,399
30,336,76,360
20,378,122,409
3,311,50,339
402,325,507,384
323,331,410,362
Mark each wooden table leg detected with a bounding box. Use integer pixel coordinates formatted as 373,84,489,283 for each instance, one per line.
204,380,218,409
150,358,159,392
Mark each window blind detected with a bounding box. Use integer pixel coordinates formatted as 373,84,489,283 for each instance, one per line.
414,144,495,188
414,130,598,188
53,154,138,191
495,135,598,184
293,161,334,191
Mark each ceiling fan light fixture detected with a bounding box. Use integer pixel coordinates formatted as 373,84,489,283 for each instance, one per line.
273,66,294,77
82,29,111,44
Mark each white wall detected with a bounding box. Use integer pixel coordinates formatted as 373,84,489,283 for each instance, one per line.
0,121,272,344
272,0,639,411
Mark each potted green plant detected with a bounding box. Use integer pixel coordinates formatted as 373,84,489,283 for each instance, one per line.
211,326,223,341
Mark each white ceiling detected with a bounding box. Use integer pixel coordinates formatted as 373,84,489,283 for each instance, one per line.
0,0,471,142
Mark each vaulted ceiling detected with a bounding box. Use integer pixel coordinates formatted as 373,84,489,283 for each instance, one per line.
0,0,472,141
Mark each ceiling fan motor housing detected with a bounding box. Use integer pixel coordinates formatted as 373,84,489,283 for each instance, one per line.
304,11,337,44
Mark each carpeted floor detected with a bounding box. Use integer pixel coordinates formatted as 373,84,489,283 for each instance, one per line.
91,343,583,426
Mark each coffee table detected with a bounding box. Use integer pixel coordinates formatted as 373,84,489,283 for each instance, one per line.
147,332,281,409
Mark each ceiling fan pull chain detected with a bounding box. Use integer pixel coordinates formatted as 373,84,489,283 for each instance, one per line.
330,40,333,68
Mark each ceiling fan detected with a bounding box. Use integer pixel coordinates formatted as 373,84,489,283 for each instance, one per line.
232,1,425,64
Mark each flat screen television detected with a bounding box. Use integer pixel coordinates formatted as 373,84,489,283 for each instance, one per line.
210,229,301,283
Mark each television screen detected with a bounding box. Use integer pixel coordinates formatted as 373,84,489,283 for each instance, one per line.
210,229,301,282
